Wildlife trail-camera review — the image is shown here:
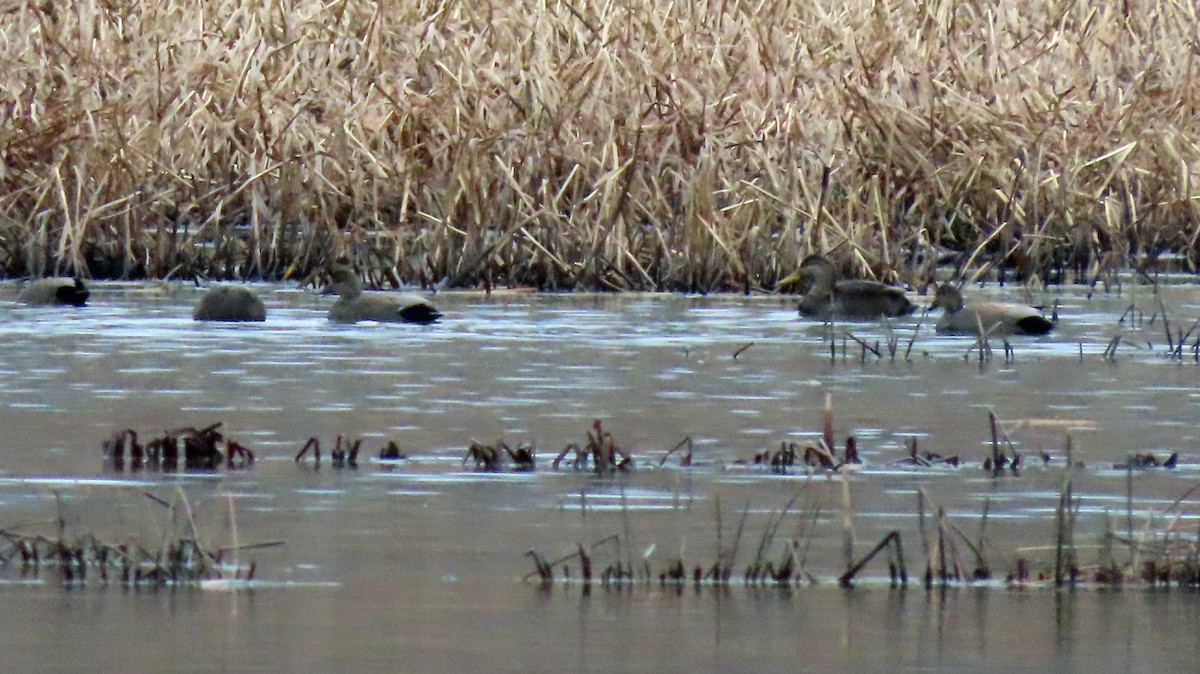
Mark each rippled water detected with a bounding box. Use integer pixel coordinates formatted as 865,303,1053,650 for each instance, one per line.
1,280,1199,671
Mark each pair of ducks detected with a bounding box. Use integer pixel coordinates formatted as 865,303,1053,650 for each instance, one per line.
786,255,1054,336
19,268,441,325
193,266,441,324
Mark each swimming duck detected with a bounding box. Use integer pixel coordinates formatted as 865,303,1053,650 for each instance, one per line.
783,255,915,320
930,284,1054,336
326,266,441,325
193,286,266,322
18,277,89,307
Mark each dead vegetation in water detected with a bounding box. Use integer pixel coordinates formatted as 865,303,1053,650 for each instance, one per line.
525,486,835,590
1111,299,1200,364
294,435,410,468
4,1,1199,285
102,423,254,472
0,489,274,588
742,393,861,472
525,466,1200,593
463,438,536,472
980,410,1058,477
1113,451,1178,471
892,436,960,468
552,420,635,474
823,314,929,366
454,420,663,473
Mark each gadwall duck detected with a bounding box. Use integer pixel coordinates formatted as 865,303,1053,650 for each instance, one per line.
18,277,89,307
326,266,441,325
193,286,266,322
931,284,1054,336
783,255,914,320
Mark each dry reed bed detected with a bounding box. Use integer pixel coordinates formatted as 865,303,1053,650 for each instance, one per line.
2,0,1198,288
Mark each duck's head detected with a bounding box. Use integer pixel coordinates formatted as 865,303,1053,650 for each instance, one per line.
326,265,364,299
777,254,838,293
931,284,964,312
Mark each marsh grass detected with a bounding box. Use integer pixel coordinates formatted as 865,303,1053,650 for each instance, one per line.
3,0,1199,287
0,488,267,586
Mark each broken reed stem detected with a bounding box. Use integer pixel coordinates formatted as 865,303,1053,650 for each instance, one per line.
226,493,240,578
823,393,835,454
1160,297,1174,353
726,502,751,580
732,342,754,359
840,466,855,579
659,436,693,467
988,410,1002,477
843,331,882,359
1171,317,1200,360
1054,463,1077,587
904,308,927,361
522,534,620,582
794,492,824,583
883,316,898,360
936,506,949,584
974,312,992,362
918,489,932,587
976,494,992,577
1126,462,1136,566
945,518,990,580
750,492,802,576
838,530,906,587
713,495,723,575
619,481,634,579
1103,334,1122,360
1117,303,1136,325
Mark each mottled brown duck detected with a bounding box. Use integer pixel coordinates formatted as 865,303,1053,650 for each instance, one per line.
326,267,441,325
931,284,1054,336
782,255,914,320
193,286,266,322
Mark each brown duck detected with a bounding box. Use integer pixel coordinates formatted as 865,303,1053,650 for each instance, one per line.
782,255,914,320
326,266,441,325
193,286,266,322
18,277,89,307
930,284,1054,336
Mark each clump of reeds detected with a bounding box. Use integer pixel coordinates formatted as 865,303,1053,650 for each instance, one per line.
526,490,820,590
4,1,1199,286
749,393,861,471
463,438,536,472
893,436,960,468
525,465,1200,592
295,435,412,468
981,410,1045,477
552,420,633,473
0,489,273,587
658,436,694,468
103,423,253,471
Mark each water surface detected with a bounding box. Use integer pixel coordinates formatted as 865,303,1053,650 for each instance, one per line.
1,281,1198,672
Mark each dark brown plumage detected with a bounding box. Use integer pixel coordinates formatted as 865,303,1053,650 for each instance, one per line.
787,255,914,320
193,286,266,322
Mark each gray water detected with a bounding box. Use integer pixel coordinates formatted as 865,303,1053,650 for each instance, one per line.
1,280,1199,672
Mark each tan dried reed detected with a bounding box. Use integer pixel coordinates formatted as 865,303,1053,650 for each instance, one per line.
3,1,1198,286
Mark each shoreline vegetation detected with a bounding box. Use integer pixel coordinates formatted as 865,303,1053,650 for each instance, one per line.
3,1,1198,290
